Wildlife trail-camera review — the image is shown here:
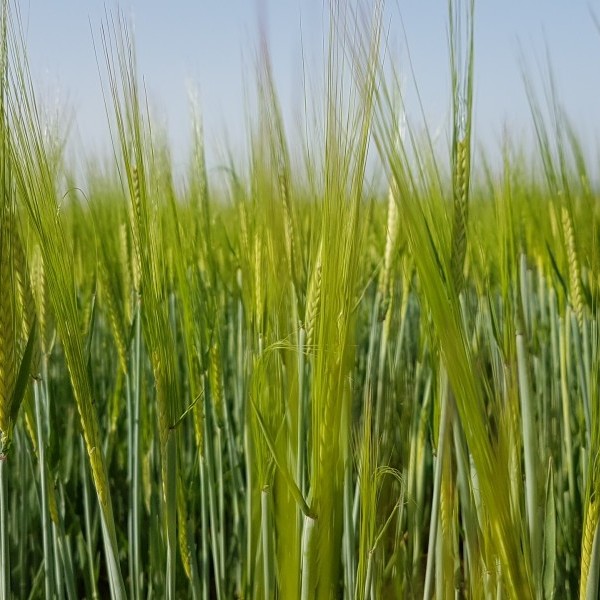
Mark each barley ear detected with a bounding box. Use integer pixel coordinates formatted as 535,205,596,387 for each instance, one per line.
30,244,53,356
378,184,399,307
561,206,584,329
0,222,17,454
580,492,600,598
304,239,323,351
450,137,470,292
177,471,192,580
0,215,36,455
209,339,224,427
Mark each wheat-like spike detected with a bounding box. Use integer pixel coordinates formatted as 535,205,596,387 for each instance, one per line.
254,234,264,336
130,165,143,292
209,340,224,427
439,448,456,596
99,263,127,374
30,244,52,355
580,491,600,599
0,215,17,452
87,443,110,513
118,222,133,324
279,169,297,288
0,211,34,453
177,471,192,580
451,137,470,292
13,227,34,344
562,206,584,329
305,239,323,351
379,184,399,300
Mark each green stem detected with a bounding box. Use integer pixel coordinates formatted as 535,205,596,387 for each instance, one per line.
516,331,540,584
34,379,55,600
165,429,177,600
204,394,223,599
80,437,99,600
0,454,9,600
423,377,452,600
300,514,316,600
129,302,142,600
261,487,272,599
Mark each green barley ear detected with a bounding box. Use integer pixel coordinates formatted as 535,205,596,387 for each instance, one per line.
177,471,192,580
378,183,399,309
98,260,128,374
13,224,36,354
450,137,470,291
561,205,584,329
118,222,133,323
209,337,224,427
449,0,475,293
30,244,53,356
0,218,18,454
580,489,600,599
304,238,322,351
0,201,36,457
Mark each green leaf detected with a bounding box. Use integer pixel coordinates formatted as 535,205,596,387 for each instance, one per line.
1,319,37,455
250,397,314,519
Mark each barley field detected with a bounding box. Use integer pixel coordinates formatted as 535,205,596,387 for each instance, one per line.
0,1,598,599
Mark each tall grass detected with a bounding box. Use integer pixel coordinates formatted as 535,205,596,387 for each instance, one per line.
0,0,598,598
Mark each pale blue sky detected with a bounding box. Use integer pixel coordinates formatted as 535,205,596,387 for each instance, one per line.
22,1,600,173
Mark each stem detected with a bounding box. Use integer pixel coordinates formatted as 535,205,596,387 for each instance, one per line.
34,379,55,600
516,332,540,582
198,456,209,600
300,514,316,600
129,302,142,600
204,394,223,600
80,437,99,600
165,429,177,600
261,487,272,599
423,378,452,600
0,454,9,600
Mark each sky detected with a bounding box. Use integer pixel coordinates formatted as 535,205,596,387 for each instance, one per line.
21,1,600,175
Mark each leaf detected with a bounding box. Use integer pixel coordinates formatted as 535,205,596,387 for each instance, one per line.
250,397,314,519
1,319,37,455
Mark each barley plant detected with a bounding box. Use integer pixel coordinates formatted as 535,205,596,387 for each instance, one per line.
0,0,598,598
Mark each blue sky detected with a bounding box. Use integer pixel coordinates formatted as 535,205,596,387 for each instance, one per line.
22,1,600,173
